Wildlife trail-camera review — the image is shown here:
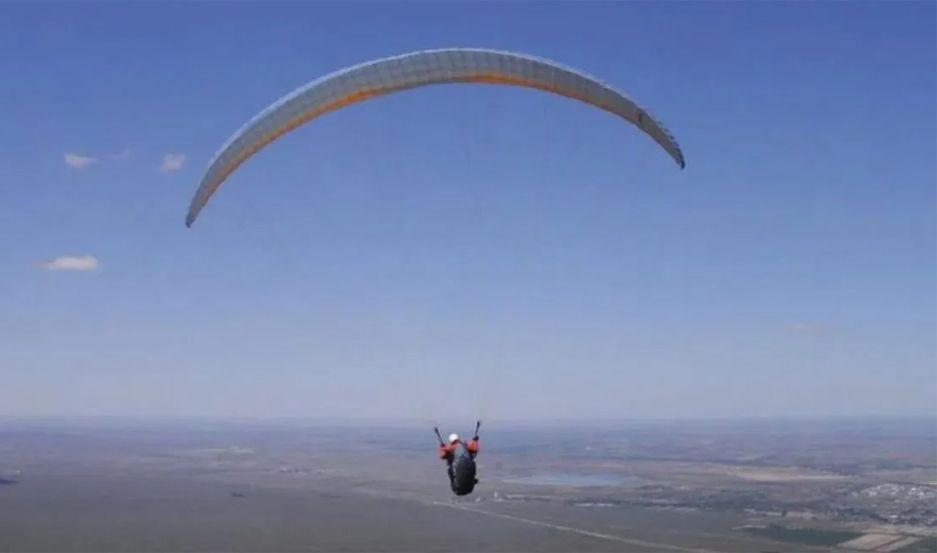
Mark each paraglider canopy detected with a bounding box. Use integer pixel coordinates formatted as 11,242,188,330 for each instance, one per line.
186,48,684,227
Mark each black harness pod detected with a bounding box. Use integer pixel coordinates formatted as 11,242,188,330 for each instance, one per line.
447,443,477,496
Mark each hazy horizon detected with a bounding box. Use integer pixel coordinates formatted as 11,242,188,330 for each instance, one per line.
2,414,934,428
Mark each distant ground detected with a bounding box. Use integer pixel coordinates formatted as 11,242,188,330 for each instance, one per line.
0,418,934,552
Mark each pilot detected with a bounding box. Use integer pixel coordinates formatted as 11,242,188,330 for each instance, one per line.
438,432,479,462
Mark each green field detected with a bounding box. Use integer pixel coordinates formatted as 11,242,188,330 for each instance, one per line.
743,524,861,547
897,537,937,553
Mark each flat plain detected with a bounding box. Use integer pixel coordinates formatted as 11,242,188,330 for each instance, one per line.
0,418,934,552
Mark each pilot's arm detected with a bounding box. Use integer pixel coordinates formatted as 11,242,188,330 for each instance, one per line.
439,444,454,460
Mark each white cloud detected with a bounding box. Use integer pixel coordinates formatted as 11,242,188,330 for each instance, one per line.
64,153,98,169
159,153,186,173
40,255,100,272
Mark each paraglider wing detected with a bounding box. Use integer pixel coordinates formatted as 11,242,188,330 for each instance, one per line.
186,48,685,227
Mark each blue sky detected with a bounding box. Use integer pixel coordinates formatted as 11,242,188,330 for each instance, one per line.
1,2,934,420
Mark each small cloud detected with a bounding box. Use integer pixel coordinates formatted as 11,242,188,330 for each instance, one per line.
787,323,828,336
64,153,98,169
159,153,186,173
40,255,100,272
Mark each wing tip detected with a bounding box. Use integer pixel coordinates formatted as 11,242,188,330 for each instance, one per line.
669,147,686,170
185,192,202,228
